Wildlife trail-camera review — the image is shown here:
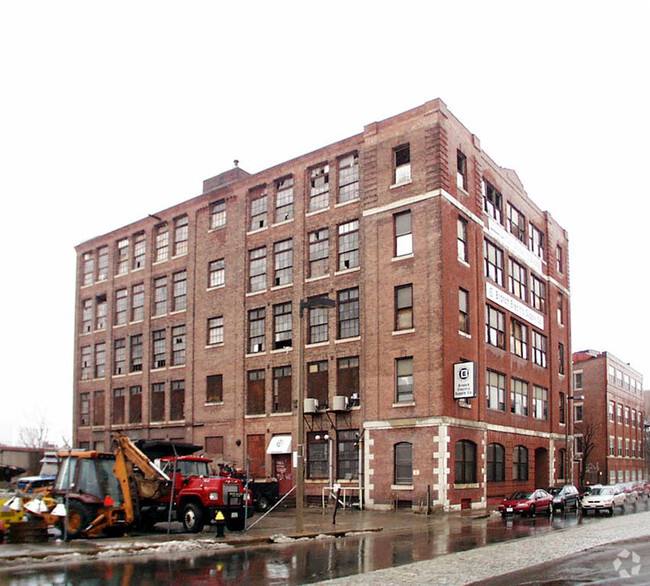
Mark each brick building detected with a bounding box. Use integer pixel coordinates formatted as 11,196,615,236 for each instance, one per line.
572,350,645,486
73,98,571,510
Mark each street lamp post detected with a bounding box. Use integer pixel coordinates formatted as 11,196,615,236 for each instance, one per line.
296,296,336,534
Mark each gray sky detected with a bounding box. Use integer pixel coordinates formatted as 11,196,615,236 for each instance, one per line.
1,1,648,446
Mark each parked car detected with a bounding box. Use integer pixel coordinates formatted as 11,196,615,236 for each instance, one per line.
620,483,639,508
578,485,595,499
498,489,554,518
547,484,580,513
580,485,625,515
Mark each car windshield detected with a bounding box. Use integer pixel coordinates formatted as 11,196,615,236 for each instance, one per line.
547,487,561,495
590,487,613,496
509,491,533,500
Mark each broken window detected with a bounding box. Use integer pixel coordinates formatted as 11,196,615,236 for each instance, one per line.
338,220,359,270
310,164,329,212
309,229,329,278
482,179,502,223
275,176,294,222
338,153,359,203
250,187,268,230
394,145,411,184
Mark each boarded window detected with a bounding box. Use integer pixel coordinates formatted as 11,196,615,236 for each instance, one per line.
247,370,265,415
206,374,223,403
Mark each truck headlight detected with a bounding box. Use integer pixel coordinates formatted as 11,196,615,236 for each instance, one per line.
209,492,219,501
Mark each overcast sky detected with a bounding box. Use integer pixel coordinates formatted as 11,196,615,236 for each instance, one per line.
1,1,648,446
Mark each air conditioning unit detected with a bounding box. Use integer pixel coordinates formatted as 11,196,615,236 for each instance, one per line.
304,398,319,414
332,396,348,412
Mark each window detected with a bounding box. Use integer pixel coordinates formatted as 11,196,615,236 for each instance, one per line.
395,357,414,403
458,288,470,334
394,211,412,257
97,246,109,281
486,369,506,411
609,401,615,422
131,283,144,322
575,404,584,422
248,308,266,353
394,442,413,485
96,294,107,330
508,204,527,244
337,357,359,400
395,284,413,331
247,369,265,415
309,229,329,278
394,145,411,184
79,392,90,426
152,329,166,368
94,342,106,378
273,302,292,349
485,305,505,349
130,334,143,372
272,366,292,413
115,288,128,325
557,292,565,325
82,298,93,333
116,238,129,275
609,436,615,456
508,258,528,301
207,316,224,345
558,342,566,375
338,153,359,202
484,240,504,286
155,223,169,262
129,386,142,423
151,383,165,422
532,385,548,420
338,220,359,270
457,216,468,262
455,440,477,484
337,430,359,480
170,380,184,420
274,239,293,286
206,374,223,403
307,360,329,407
559,392,566,424
483,179,502,223
308,299,329,344
172,271,187,312
173,216,189,256
532,331,548,367
558,449,566,480
153,277,167,316
93,390,105,426
556,245,564,274
625,406,630,426
210,199,226,229
337,287,359,339
618,437,623,456
275,176,294,222
510,318,528,359
250,187,268,230
529,223,545,259
626,439,630,457
82,251,94,286
310,164,329,211
112,388,125,424
171,325,186,366
308,433,329,479
113,338,126,375
456,150,467,191
249,246,267,292
208,259,225,288
133,232,146,269
511,379,529,416
487,443,505,482
531,275,546,312
81,346,92,380
513,446,529,481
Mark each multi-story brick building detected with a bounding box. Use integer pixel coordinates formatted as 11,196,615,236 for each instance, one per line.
572,350,645,486
73,98,571,510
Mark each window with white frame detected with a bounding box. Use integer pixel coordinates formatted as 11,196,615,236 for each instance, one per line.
532,385,548,420
250,187,268,230
532,330,548,367
394,145,411,184
153,276,167,316
483,179,502,223
508,258,528,301
337,287,359,339
308,300,329,344
310,164,329,211
82,252,94,286
395,357,414,403
456,150,467,191
338,220,359,270
531,275,546,312
308,229,329,278
207,316,224,345
131,283,144,322
208,259,225,288
249,246,267,292
275,176,294,222
394,211,412,256
274,239,293,286
210,199,226,229
173,216,189,256
511,379,529,416
338,153,359,202
484,240,504,286
155,223,169,262
508,203,527,244
133,232,146,269
485,305,505,349
510,318,528,359
486,369,506,411
116,238,129,275
529,223,545,259
97,246,109,281
115,288,128,325
457,216,468,262
172,270,187,311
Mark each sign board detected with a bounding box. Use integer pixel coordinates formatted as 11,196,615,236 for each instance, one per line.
454,362,477,399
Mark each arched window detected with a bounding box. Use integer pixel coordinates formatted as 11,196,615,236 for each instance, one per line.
455,440,477,484
487,443,505,482
394,442,413,485
513,445,529,481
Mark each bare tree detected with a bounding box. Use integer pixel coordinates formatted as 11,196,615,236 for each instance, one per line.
575,420,601,486
19,414,51,448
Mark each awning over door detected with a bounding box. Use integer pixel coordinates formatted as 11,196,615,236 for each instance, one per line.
267,435,292,454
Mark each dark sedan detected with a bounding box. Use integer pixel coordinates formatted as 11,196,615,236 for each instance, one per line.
499,489,554,518
547,484,580,513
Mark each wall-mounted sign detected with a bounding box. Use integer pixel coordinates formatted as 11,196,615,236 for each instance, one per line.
454,361,477,399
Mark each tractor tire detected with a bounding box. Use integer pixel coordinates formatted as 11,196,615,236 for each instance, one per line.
182,503,205,533
66,500,94,540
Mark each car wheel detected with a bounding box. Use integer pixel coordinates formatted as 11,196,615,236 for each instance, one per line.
182,503,205,533
608,506,614,516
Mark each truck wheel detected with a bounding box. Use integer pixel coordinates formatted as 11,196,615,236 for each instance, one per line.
256,495,270,513
182,503,205,533
66,500,93,540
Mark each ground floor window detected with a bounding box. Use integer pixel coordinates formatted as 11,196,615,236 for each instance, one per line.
394,442,413,485
487,443,505,482
337,430,358,480
513,445,529,481
455,440,477,484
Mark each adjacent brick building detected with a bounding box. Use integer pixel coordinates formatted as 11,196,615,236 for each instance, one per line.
73,98,571,510
573,350,645,486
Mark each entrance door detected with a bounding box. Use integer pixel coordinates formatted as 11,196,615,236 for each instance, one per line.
535,447,549,487
247,434,266,478
272,454,293,495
